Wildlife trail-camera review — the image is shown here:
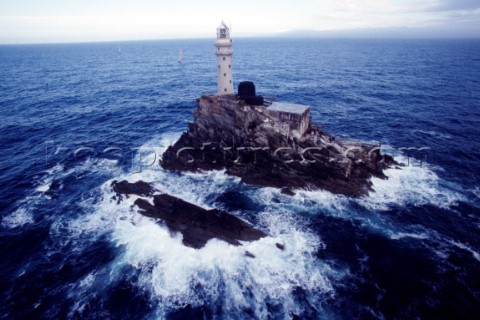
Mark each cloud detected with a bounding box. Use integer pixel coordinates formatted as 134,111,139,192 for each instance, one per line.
0,0,479,43
424,0,480,12
313,0,435,30
312,0,480,33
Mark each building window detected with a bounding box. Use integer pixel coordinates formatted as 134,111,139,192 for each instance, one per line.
223,57,226,61
228,65,231,69
218,65,220,69
224,88,227,92
229,80,232,83
224,73,226,77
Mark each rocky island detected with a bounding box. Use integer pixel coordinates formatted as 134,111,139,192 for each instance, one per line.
161,93,395,197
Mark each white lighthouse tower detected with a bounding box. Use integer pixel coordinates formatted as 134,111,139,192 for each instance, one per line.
215,21,234,95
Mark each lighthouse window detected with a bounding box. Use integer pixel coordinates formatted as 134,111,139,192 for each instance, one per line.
224,88,227,92
223,57,226,61
228,65,231,69
224,73,226,77
229,80,232,83
218,65,220,69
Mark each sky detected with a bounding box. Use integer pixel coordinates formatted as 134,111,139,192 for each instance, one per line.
0,0,479,44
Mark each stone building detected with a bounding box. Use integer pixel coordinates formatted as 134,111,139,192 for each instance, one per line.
266,102,311,137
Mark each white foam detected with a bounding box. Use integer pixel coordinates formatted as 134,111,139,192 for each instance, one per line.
388,231,430,241
361,155,464,211
34,163,75,197
45,163,64,175
251,187,351,218
76,158,122,176
473,187,480,200
109,207,336,317
251,152,464,216
117,166,237,209
413,129,453,139
36,183,50,193
134,132,183,165
2,207,34,229
64,191,338,317
245,151,469,250
35,163,64,194
450,240,480,263
51,180,139,243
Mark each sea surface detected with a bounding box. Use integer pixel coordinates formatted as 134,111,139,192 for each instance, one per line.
1,38,479,319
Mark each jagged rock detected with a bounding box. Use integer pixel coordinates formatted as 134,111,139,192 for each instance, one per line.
110,180,266,249
162,95,397,197
135,194,266,249
111,180,155,197
111,180,267,249
111,180,266,249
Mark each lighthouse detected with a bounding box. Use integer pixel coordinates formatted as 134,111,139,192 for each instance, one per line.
215,21,234,95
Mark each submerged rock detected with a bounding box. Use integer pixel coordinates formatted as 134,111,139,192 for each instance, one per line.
281,188,296,196
161,95,397,197
112,180,266,249
111,180,155,197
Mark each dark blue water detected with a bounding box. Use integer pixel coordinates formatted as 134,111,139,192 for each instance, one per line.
1,38,479,319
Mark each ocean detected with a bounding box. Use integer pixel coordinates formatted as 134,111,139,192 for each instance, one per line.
1,38,479,319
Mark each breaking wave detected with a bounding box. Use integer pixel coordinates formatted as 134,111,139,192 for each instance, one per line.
48,134,341,318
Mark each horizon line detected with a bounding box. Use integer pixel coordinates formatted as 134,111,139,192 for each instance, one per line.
1,34,479,46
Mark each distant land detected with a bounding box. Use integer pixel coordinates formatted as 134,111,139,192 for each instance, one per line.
277,26,480,39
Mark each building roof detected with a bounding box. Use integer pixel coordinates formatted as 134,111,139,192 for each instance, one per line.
267,102,310,115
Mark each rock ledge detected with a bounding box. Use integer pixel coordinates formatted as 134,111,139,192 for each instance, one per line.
111,180,266,249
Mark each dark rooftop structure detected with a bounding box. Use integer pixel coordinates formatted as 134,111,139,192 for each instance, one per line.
238,81,264,106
